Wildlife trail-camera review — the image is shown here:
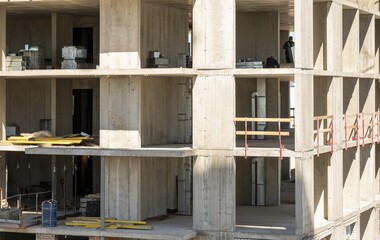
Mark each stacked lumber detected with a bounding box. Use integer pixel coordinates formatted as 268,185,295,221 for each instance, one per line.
64,217,153,230
3,131,93,146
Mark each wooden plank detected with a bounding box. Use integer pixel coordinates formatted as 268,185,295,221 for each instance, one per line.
313,115,333,120
234,117,293,123
235,131,290,136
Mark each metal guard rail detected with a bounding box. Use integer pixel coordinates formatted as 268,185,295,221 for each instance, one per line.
6,191,51,221
234,117,293,160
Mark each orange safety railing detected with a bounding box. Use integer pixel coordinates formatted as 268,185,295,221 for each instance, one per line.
234,117,293,160
314,115,334,156
344,112,380,149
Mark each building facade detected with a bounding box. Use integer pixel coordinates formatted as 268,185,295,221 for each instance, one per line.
0,0,379,240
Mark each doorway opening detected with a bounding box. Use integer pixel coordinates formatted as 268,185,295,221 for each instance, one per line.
72,89,94,196
73,27,94,64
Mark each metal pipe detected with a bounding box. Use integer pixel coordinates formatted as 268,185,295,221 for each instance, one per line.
100,157,105,230
51,156,57,201
74,156,77,214
28,156,31,209
63,157,66,217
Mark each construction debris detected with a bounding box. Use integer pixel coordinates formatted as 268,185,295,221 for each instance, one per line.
64,217,153,230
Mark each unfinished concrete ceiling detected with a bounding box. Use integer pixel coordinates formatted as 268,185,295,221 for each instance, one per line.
1,0,294,30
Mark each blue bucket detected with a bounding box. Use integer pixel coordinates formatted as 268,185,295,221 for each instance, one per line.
42,200,57,227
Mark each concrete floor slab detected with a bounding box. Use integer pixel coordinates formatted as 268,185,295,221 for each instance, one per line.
235,205,296,237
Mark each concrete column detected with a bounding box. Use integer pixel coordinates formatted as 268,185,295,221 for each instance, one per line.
51,13,73,69
294,0,313,69
193,153,235,239
326,2,342,71
100,0,141,69
327,77,343,221
193,76,236,238
0,6,5,71
105,157,141,220
100,76,141,148
0,78,5,201
193,0,235,69
35,234,58,240
294,73,314,236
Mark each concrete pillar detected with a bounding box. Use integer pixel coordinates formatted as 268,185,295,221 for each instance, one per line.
294,0,313,69
51,13,73,69
192,1,236,238
105,157,141,220
0,5,7,201
327,77,343,221
343,9,359,73
35,234,58,240
0,6,5,71
326,2,342,71
294,73,314,236
193,0,235,69
100,0,141,69
99,0,144,222
0,78,5,201
193,76,236,238
99,76,141,148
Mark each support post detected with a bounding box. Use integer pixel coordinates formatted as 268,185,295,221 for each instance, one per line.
192,1,236,239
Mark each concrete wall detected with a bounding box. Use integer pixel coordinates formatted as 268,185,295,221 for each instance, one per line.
236,157,251,206
313,3,327,70
6,153,51,196
73,16,100,65
6,79,52,132
314,153,329,219
343,10,359,73
343,148,360,211
141,77,192,146
105,156,176,220
236,12,279,62
359,14,375,74
6,16,52,59
141,3,188,68
72,79,100,136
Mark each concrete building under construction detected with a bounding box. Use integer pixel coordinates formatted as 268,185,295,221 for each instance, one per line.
0,0,379,239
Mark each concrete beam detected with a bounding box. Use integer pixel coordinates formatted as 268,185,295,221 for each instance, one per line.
100,0,141,69
0,6,5,72
193,0,235,69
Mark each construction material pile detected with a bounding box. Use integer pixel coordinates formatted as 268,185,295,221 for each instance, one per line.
3,131,94,146
64,217,153,230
